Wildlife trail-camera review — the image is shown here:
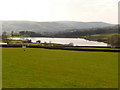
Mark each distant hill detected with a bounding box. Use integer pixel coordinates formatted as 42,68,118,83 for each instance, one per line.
1,21,115,33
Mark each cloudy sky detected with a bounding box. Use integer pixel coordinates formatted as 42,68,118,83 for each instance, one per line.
0,0,118,24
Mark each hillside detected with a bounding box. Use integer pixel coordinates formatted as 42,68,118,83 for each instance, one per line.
1,21,114,33
83,33,120,43
53,25,118,38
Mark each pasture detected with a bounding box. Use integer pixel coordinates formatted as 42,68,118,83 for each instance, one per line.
83,33,120,43
2,48,118,88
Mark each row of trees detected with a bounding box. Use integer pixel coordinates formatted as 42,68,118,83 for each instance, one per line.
2,31,42,38
19,31,42,37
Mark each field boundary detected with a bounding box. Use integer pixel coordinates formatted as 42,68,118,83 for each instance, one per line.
1,45,120,52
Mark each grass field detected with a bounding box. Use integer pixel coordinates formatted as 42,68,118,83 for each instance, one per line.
84,33,120,43
2,48,118,88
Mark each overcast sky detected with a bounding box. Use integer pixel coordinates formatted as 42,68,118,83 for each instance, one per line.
0,0,118,24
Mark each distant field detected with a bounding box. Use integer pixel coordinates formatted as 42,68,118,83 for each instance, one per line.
84,33,119,43
91,33,119,37
2,48,118,88
90,33,119,39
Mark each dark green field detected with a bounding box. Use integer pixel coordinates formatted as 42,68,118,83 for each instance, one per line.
2,48,118,88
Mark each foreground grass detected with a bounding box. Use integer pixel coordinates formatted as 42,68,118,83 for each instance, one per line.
2,48,118,88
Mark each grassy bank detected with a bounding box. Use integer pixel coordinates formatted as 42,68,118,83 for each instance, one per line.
83,33,119,43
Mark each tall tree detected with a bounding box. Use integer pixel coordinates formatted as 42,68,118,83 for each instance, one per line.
11,31,14,37
2,32,8,43
108,35,120,47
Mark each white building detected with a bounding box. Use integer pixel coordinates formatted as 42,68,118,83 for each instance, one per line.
0,43,7,45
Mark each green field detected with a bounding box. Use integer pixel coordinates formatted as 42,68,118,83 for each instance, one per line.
2,48,118,88
90,33,119,38
84,33,120,43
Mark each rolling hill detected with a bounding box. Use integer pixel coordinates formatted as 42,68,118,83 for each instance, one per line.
1,21,114,33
